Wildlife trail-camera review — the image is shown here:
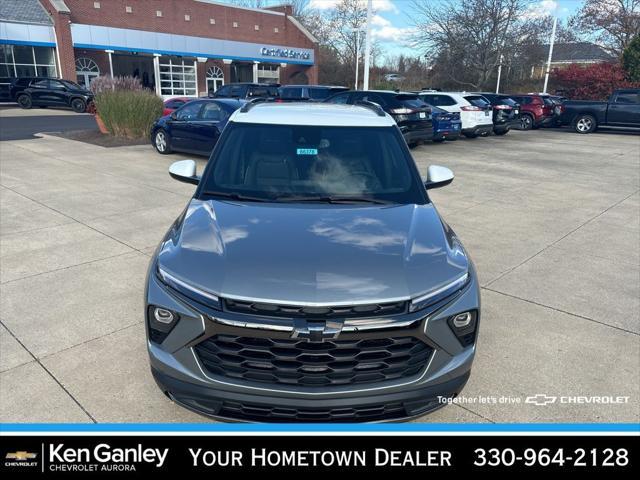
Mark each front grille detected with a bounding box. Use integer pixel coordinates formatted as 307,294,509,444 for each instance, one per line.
224,298,407,319
219,400,407,422
195,335,433,387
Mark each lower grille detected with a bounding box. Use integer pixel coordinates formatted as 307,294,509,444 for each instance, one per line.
220,400,407,422
195,335,433,387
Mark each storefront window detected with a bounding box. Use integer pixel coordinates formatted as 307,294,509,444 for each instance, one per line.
0,44,57,78
159,56,196,97
257,64,279,84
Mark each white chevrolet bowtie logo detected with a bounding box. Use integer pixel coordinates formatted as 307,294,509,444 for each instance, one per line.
525,394,557,406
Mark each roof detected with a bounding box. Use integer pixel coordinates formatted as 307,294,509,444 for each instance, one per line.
546,42,614,63
229,103,395,127
0,0,52,25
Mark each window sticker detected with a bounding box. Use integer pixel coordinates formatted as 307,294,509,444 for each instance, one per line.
296,148,318,155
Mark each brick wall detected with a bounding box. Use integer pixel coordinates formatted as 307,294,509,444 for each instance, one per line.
59,0,315,52
40,0,76,80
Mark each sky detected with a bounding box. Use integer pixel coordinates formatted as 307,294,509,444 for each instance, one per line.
219,0,586,60
307,0,585,59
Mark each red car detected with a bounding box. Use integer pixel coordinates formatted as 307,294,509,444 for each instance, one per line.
162,97,192,116
509,94,557,130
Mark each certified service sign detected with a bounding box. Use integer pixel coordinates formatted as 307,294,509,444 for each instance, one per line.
260,47,311,61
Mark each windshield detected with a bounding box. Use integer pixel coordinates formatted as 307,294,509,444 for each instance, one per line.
199,124,426,204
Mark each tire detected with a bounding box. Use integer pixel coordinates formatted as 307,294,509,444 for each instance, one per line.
463,132,478,138
17,94,32,109
574,114,597,134
494,129,509,136
71,98,86,113
407,142,418,149
520,114,534,130
153,129,172,154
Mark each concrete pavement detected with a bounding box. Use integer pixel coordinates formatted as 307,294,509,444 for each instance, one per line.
0,128,638,423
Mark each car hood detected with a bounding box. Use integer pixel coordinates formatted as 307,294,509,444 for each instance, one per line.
156,200,469,305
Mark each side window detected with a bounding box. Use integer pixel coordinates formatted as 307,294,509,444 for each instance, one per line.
214,85,231,97
361,93,386,107
326,92,350,104
231,86,245,98
280,87,303,99
175,101,202,121
615,92,639,104
31,79,49,89
49,80,66,90
423,95,455,107
201,102,222,121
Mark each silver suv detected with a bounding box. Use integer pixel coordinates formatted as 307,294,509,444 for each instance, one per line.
145,102,481,422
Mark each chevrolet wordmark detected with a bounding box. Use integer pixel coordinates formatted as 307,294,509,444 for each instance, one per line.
145,102,481,422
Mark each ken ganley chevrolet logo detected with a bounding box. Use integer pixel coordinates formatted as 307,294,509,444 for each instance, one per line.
5,450,38,468
47,443,168,472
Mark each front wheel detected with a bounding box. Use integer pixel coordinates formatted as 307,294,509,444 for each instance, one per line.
574,114,596,134
494,129,509,136
17,95,32,109
153,129,172,154
71,98,86,113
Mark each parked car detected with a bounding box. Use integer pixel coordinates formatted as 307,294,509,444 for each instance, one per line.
559,89,640,133
12,77,93,113
147,102,480,423
428,105,462,141
324,90,433,146
509,94,555,130
278,85,349,102
208,83,279,100
418,92,493,138
151,98,245,156
384,73,406,82
162,97,192,116
472,93,521,135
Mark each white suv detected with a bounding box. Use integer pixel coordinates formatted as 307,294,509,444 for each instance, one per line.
418,92,493,138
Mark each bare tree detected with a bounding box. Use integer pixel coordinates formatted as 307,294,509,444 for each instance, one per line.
569,0,640,57
410,0,536,90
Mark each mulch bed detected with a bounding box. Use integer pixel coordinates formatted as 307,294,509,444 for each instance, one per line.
50,129,148,148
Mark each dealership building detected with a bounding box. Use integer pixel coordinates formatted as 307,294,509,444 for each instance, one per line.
0,0,318,97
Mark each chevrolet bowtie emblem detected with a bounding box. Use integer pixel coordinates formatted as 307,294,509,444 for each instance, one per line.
6,451,37,461
525,394,557,406
291,319,343,342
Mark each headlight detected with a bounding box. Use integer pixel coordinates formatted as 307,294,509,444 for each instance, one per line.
409,272,469,312
156,264,221,310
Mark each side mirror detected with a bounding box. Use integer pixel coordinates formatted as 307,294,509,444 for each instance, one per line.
170,111,178,120
169,160,200,185
425,165,454,190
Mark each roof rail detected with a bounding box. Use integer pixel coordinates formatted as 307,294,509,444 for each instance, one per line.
354,100,386,117
240,97,273,113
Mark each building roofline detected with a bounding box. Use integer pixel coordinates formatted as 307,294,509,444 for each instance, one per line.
287,15,318,44
194,0,285,16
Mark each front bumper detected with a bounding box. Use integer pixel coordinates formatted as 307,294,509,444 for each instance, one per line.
145,260,481,423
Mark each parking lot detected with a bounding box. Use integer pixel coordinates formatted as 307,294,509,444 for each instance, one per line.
0,111,638,423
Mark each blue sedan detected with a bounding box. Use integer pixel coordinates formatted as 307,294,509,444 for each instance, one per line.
151,98,245,156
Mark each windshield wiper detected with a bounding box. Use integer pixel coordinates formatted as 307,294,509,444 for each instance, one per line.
273,195,392,204
202,191,268,202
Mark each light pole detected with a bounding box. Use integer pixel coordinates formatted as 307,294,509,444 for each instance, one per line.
363,0,372,90
355,29,361,90
543,16,557,94
495,54,503,93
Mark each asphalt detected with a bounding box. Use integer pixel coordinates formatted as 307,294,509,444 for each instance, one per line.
0,105,97,141
0,110,638,424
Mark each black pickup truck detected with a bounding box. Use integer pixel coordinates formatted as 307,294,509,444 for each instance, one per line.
560,89,640,133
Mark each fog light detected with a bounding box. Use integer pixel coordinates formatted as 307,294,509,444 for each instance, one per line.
452,312,472,328
154,307,175,324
